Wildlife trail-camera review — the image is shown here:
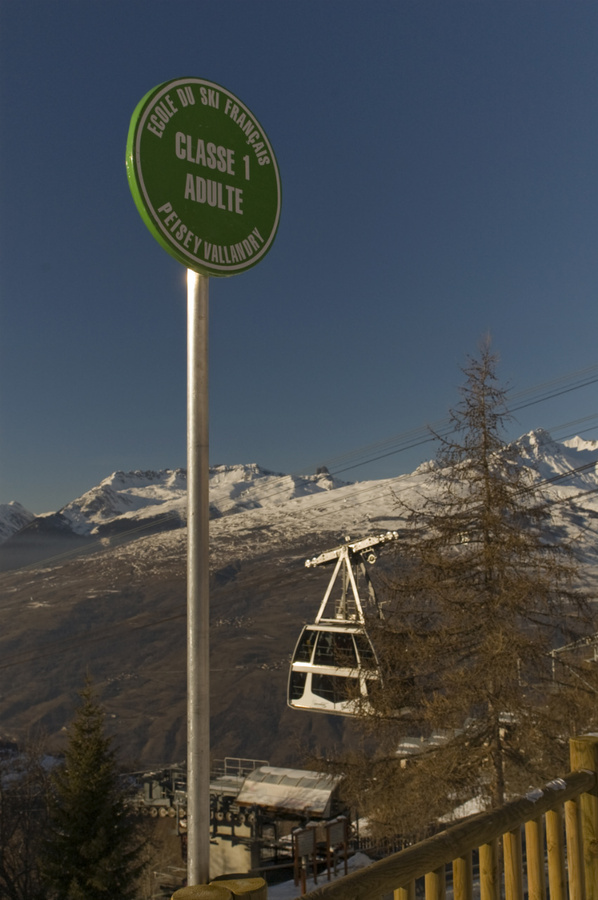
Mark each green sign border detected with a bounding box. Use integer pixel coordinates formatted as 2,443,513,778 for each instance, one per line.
126,77,281,277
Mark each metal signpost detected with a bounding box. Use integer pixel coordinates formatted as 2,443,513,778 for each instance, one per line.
126,77,281,885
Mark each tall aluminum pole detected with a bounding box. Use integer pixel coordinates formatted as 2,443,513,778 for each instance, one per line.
186,269,210,885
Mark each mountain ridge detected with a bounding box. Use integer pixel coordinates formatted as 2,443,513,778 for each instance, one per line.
0,463,350,545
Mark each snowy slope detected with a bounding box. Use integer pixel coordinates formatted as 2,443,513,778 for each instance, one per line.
94,428,598,580
514,429,598,487
2,430,597,549
0,464,350,543
58,468,189,535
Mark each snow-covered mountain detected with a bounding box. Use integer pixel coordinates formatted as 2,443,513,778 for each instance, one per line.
6,464,349,543
0,501,35,543
54,468,189,536
514,429,598,488
2,431,597,549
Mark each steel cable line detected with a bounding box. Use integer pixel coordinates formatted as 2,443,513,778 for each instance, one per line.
31,362,595,558
213,425,598,533
0,416,596,604
0,365,596,584
300,447,598,535
1,404,596,596
549,413,598,440
181,371,598,508
298,365,598,476
520,459,598,492
328,385,598,477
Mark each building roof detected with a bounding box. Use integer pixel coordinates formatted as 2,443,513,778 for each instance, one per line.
236,766,341,817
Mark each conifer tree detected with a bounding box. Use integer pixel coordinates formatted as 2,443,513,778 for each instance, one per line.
41,678,145,900
341,340,598,839
0,743,48,900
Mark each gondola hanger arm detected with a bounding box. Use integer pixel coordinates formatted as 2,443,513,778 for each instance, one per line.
305,531,399,568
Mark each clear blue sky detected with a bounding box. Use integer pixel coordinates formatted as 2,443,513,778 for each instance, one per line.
1,1,597,513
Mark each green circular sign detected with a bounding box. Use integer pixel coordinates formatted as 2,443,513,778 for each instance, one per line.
126,78,281,277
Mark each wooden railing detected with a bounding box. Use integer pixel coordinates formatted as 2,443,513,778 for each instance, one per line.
293,735,598,900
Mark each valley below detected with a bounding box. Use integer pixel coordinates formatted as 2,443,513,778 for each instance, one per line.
0,486,398,768
1,433,597,771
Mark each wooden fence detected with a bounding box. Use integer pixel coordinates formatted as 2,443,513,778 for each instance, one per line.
293,734,598,900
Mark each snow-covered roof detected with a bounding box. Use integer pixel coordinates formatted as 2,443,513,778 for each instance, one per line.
236,766,341,817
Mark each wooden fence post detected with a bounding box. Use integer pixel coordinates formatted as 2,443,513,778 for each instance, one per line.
503,828,523,900
569,735,598,900
545,806,567,900
479,839,499,900
394,881,415,900
524,816,546,900
452,852,473,900
424,865,446,900
565,798,585,900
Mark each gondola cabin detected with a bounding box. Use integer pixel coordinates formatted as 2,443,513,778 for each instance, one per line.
287,532,397,717
288,623,379,715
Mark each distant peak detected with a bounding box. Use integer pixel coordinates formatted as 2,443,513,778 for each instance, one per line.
101,469,186,489
511,428,557,454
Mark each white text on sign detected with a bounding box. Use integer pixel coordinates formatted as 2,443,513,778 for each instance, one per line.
175,134,236,175
156,201,264,263
184,176,243,215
